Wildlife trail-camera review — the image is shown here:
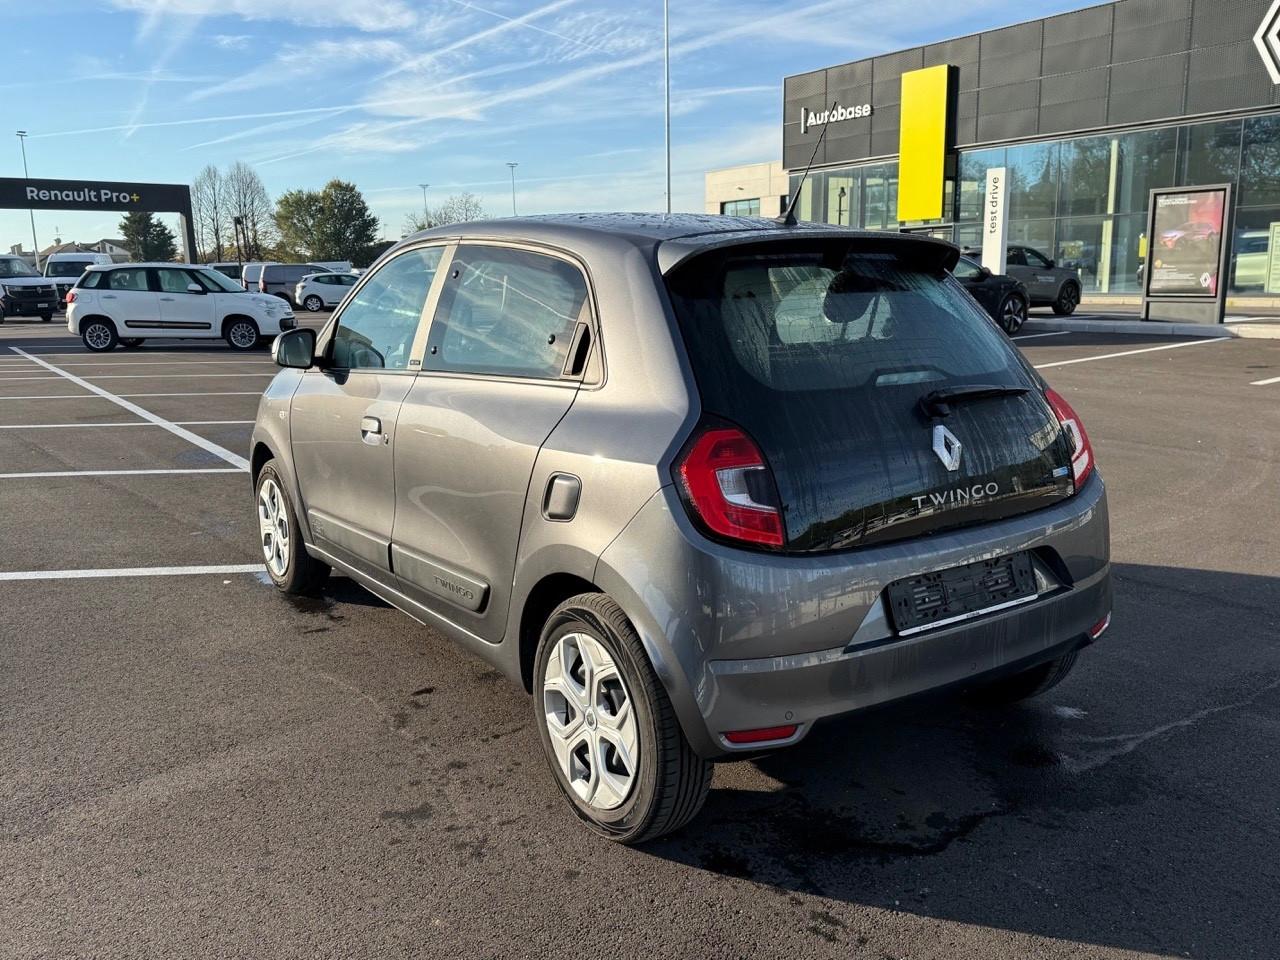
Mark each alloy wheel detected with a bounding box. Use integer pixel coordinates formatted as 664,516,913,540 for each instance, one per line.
542,631,639,811
258,477,290,577
229,321,257,349
85,323,112,350
304,295,323,312
1002,296,1026,333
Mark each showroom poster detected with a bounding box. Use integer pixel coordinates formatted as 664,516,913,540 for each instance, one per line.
1267,222,1280,293
1141,184,1232,323
1148,189,1227,295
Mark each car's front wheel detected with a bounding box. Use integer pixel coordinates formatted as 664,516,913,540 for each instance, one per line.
535,593,712,844
81,318,118,352
969,651,1079,704
224,317,260,351
303,294,324,313
39,313,52,323
256,461,329,595
998,292,1027,334
1052,282,1080,316
120,338,145,349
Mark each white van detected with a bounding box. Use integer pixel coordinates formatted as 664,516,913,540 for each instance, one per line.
44,252,115,305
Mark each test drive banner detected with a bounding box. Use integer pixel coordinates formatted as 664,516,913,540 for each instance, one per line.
0,177,191,214
1149,189,1227,296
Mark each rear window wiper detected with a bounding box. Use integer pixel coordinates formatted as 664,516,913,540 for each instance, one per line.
918,384,1029,418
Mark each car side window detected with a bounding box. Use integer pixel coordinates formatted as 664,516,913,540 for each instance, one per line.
156,269,196,294
109,268,151,291
79,271,104,289
425,246,589,380
1005,248,1027,267
1024,248,1051,268
953,257,984,281
329,246,443,371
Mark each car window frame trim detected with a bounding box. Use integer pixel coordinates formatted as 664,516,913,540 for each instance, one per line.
414,237,605,390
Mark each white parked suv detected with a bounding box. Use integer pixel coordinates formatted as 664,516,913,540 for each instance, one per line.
294,271,357,311
67,262,295,352
44,251,114,305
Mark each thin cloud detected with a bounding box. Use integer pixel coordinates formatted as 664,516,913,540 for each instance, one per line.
106,0,417,32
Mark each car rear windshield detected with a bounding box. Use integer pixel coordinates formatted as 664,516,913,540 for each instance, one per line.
665,239,1029,400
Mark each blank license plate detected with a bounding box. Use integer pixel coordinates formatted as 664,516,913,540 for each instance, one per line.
886,552,1037,634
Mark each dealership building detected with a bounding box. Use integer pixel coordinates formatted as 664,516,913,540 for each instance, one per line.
707,0,1280,300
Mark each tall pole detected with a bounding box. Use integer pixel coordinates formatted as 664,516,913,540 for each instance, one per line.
16,131,38,262
418,183,429,219
663,0,671,215
507,162,518,217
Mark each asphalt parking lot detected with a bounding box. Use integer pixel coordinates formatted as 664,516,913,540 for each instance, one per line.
2,316,1278,959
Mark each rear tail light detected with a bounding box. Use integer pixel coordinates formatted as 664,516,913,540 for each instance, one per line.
65,291,76,304
723,724,798,745
1044,387,1095,489
676,423,784,548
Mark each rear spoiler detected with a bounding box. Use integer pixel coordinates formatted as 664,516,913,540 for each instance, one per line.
657,228,960,276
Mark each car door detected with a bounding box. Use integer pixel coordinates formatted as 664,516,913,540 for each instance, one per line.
1021,247,1060,301
289,244,446,580
332,274,357,305
953,256,1000,317
390,242,593,642
102,266,162,331
154,267,215,334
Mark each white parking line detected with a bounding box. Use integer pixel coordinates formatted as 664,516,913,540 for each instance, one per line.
10,348,251,471
173,420,255,425
0,422,149,429
119,391,262,398
1034,338,1230,369
0,394,97,401
1250,375,1280,386
80,373,274,380
0,468,244,479
0,563,264,582
1011,331,1074,341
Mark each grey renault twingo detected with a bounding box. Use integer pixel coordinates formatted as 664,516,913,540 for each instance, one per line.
252,214,1111,843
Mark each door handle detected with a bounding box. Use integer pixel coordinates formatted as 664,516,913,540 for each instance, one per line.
101,294,117,299
159,296,175,301
360,416,386,446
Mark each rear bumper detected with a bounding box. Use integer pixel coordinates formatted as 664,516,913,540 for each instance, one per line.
595,473,1111,759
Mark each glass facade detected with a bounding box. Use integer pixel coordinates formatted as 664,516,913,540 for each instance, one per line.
720,198,761,216
790,113,1280,297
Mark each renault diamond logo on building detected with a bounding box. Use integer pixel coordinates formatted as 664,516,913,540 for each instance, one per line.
932,424,963,472
1255,0,1280,84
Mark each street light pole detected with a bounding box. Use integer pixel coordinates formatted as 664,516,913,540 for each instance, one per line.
663,0,671,215
507,162,519,217
16,131,38,263
418,183,429,220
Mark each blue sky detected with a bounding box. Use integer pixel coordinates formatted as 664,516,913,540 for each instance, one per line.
4,0,1084,252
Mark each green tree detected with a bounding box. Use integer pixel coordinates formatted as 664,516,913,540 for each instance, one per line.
119,211,178,261
274,179,380,263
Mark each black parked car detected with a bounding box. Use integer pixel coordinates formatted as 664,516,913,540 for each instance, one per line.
952,255,1029,334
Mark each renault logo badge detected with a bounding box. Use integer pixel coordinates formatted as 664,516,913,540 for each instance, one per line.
932,424,963,472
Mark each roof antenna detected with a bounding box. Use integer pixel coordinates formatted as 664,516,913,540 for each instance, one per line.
776,99,837,227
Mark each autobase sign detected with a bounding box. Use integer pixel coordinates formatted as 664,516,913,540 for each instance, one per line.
0,177,191,214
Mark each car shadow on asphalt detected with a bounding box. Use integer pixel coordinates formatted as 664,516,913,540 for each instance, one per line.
644,562,1280,958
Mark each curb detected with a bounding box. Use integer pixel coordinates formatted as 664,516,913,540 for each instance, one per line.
1021,318,1280,340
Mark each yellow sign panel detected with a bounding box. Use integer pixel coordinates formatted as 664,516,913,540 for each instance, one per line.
897,65,951,223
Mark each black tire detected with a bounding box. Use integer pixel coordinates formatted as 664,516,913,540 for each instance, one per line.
997,293,1027,334
969,652,1079,705
120,338,145,349
303,294,324,313
224,317,260,351
39,313,52,323
1052,282,1080,316
81,317,118,352
534,592,713,844
255,461,329,596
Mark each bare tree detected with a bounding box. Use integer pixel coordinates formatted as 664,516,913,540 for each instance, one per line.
191,165,228,262
225,161,275,261
402,192,486,234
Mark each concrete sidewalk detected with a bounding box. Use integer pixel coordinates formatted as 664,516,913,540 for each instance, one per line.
1024,311,1280,339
